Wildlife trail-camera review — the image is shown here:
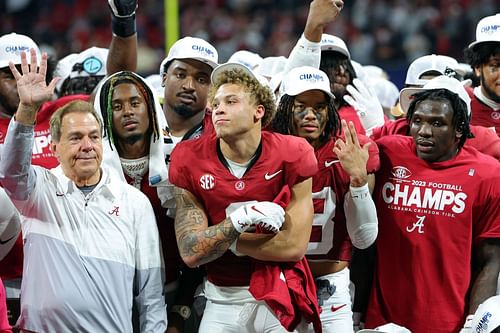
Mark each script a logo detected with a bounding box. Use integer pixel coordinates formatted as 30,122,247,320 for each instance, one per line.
391,166,411,180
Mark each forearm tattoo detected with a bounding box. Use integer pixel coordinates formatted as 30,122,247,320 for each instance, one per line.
174,188,240,266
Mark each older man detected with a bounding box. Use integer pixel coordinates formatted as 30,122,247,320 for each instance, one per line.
0,49,166,333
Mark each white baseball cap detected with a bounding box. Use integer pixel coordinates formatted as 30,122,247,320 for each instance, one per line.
280,66,334,99
469,14,500,49
471,295,500,333
0,32,41,69
211,62,270,89
405,54,459,86
358,323,412,333
160,36,218,78
227,50,262,70
320,34,350,59
68,47,108,79
400,75,471,116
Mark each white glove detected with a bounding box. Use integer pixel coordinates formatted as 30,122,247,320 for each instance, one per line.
229,202,285,234
344,78,385,135
459,314,474,333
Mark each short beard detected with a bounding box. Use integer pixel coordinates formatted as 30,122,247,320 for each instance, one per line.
123,133,145,145
481,71,500,103
172,104,202,119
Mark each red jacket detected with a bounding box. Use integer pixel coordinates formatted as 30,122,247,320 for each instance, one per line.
249,186,322,332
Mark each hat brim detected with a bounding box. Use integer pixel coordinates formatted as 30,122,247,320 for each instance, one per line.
320,45,350,59
399,87,424,114
211,62,258,84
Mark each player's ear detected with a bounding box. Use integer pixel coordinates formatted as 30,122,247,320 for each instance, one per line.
255,105,265,121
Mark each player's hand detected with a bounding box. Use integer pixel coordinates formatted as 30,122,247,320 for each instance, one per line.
9,49,58,109
344,78,385,135
229,202,285,233
307,0,344,29
334,120,371,187
108,0,137,18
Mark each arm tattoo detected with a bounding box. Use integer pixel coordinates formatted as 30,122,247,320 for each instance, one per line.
174,188,240,266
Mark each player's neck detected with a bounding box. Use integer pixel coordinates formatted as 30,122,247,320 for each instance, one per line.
164,108,204,137
115,138,150,159
219,132,261,164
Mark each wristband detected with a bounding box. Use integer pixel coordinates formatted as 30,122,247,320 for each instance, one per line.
111,14,136,38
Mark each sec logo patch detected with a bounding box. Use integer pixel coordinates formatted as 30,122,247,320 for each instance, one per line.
200,174,215,190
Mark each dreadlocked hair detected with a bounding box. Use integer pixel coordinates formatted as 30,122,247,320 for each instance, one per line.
209,68,277,127
464,42,500,68
320,51,357,106
405,89,473,149
99,71,160,150
270,94,341,147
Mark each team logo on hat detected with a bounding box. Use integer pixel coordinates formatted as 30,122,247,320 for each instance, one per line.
480,24,500,35
191,44,215,58
82,56,103,75
4,45,30,56
300,73,325,84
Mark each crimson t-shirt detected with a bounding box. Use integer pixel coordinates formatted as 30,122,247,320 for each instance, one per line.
366,135,500,333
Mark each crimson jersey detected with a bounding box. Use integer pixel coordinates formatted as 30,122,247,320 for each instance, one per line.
366,135,500,333
371,118,500,160
338,105,366,136
169,131,318,286
467,88,500,136
0,94,89,281
306,135,380,262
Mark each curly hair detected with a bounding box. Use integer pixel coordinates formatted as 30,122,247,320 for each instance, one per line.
464,42,500,68
270,94,340,147
405,89,473,149
98,71,160,150
209,68,276,127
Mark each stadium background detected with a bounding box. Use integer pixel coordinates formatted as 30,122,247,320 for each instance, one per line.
1,0,498,88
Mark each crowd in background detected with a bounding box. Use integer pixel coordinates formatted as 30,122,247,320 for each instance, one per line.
1,0,499,87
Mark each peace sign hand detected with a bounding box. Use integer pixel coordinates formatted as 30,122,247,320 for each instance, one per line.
333,119,371,187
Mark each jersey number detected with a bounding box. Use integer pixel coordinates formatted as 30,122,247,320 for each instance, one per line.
307,187,337,255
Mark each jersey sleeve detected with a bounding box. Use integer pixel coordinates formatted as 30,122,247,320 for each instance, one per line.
285,137,318,187
168,142,194,192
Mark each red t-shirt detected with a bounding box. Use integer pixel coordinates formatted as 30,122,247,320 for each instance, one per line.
366,135,500,333
371,118,500,160
169,131,318,286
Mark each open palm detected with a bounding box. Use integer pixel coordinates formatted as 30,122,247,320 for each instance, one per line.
9,48,58,107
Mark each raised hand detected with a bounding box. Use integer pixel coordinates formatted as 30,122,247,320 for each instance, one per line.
344,78,385,135
9,48,57,110
333,119,371,187
305,0,344,41
108,0,137,18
